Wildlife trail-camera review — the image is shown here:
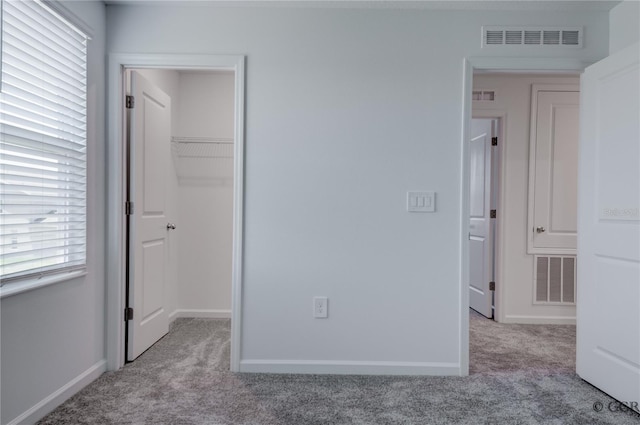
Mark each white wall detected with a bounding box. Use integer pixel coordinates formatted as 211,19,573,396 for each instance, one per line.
177,184,234,315
175,72,235,317
473,74,579,324
0,2,107,424
177,71,235,139
106,3,609,375
609,0,640,54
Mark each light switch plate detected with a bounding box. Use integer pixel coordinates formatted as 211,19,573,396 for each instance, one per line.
407,191,435,212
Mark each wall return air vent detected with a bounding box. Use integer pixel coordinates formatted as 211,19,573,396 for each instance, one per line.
534,256,576,305
482,26,583,48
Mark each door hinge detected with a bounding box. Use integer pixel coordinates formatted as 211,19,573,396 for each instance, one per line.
490,209,497,219
126,95,135,109
489,281,496,291
125,307,134,321
125,201,134,215
491,137,498,146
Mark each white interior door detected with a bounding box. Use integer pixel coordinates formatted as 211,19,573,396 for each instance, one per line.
469,119,494,318
529,87,579,254
127,71,172,361
577,42,640,404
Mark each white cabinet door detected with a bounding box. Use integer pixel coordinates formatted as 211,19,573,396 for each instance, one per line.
127,71,172,361
469,119,494,318
528,86,579,254
577,42,639,404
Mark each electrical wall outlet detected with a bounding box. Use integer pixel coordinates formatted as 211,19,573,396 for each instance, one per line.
313,297,328,318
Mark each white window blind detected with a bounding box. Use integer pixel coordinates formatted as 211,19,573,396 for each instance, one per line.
0,0,88,283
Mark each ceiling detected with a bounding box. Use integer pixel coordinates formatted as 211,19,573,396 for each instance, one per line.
104,0,621,12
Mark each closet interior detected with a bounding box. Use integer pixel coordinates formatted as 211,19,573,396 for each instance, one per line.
137,68,235,321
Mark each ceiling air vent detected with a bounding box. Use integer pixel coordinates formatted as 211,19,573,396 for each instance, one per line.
562,30,580,45
505,30,523,45
472,90,495,101
486,30,504,45
543,30,561,45
482,26,583,48
524,30,542,45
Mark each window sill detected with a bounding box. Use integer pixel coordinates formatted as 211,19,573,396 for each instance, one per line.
0,270,87,299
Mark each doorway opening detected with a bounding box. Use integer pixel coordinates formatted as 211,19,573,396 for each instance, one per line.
106,54,245,373
124,68,237,362
466,71,581,374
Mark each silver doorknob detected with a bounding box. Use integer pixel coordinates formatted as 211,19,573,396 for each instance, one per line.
167,223,176,230
536,226,545,233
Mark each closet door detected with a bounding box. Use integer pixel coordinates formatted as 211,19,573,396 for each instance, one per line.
127,71,172,361
528,85,579,254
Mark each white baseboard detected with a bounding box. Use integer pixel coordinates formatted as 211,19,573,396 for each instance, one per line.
168,308,231,323
501,315,576,325
7,359,107,425
239,359,461,376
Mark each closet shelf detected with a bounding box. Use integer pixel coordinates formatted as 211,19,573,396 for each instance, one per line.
171,136,234,158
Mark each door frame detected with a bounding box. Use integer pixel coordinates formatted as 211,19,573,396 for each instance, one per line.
459,57,592,375
106,54,246,372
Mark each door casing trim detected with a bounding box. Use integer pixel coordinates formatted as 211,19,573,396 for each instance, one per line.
106,54,246,371
459,57,593,375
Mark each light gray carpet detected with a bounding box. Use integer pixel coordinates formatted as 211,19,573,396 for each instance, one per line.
38,314,640,424
469,308,576,374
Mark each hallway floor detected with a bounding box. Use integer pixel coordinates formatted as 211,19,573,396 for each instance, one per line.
469,308,575,374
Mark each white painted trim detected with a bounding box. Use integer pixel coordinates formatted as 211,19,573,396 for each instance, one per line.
231,57,246,373
41,0,95,39
107,54,245,373
458,58,473,377
467,57,595,73
6,360,106,425
168,309,232,323
526,83,580,255
460,57,589,377
502,315,576,325
106,54,127,372
0,270,87,299
240,360,460,376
